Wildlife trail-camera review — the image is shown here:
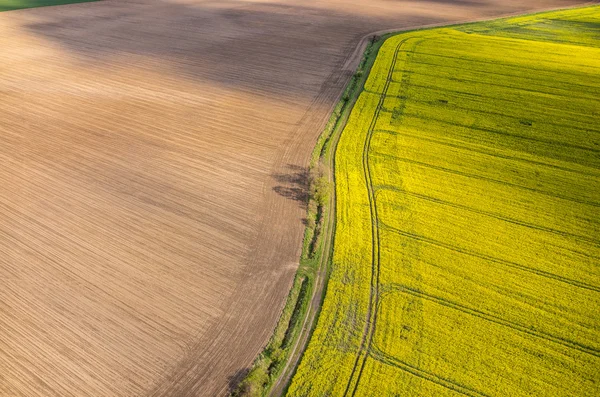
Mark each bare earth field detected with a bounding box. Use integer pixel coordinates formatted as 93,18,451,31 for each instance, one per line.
0,0,589,396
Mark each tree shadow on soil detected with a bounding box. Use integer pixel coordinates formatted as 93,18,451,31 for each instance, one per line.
272,164,310,212
227,367,249,394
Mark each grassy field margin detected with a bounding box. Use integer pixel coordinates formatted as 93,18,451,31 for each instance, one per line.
231,34,389,397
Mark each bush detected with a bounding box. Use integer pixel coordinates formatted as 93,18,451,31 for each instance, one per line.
232,358,270,397
309,164,330,207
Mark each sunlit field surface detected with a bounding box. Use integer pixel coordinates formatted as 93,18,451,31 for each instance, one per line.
289,6,600,396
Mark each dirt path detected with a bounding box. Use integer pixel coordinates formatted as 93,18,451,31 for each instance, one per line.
0,1,591,396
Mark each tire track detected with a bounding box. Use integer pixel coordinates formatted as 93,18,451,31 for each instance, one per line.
399,65,600,100
385,285,600,357
390,113,600,159
368,347,489,397
374,185,600,247
381,97,600,134
374,129,600,179
371,152,600,207
404,50,600,75
380,222,600,293
403,60,600,94
342,36,424,397
396,66,600,104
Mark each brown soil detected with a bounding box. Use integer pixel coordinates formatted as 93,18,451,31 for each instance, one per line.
0,0,589,396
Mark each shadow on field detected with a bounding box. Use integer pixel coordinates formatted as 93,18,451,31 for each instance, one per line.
14,0,583,97
272,164,310,210
227,367,249,394
14,0,493,97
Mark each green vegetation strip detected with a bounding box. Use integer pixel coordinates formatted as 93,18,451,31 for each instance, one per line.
232,36,389,397
0,0,96,12
289,5,600,397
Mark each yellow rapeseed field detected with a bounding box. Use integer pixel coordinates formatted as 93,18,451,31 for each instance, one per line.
289,6,600,396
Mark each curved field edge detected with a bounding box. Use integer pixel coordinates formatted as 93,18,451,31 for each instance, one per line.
231,33,388,397
0,0,96,12
287,4,600,397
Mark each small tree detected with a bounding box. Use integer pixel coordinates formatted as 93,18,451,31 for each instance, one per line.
309,164,330,207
